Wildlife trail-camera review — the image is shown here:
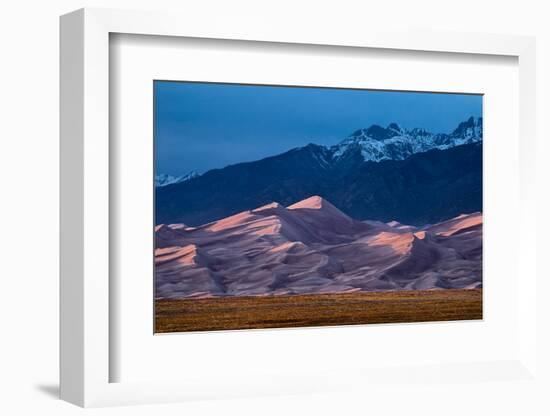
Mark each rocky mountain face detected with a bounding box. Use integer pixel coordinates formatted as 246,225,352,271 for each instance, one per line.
331,116,482,162
155,196,482,299
155,117,482,226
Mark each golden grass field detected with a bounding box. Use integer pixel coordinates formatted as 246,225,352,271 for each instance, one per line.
155,288,482,333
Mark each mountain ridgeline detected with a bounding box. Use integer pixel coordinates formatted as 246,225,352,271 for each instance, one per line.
156,117,482,226
155,171,199,187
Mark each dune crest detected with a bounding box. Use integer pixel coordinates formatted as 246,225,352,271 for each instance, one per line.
288,195,328,210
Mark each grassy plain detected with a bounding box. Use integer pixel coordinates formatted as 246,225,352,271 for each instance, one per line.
155,288,482,333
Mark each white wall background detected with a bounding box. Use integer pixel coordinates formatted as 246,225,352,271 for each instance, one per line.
0,1,548,415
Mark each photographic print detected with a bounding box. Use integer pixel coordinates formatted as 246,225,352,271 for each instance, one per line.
154,81,483,333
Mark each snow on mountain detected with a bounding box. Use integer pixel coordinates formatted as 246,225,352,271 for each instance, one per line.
155,171,199,187
331,116,482,163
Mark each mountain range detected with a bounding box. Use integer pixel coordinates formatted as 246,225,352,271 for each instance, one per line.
156,117,482,226
155,171,199,187
331,116,481,162
155,196,482,299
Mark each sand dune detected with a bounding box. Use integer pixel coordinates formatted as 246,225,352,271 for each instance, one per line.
155,196,482,299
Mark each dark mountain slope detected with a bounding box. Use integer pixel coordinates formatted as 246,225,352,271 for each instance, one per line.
156,141,481,227
334,142,482,225
155,144,346,226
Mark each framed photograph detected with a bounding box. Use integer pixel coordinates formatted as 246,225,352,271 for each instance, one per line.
153,81,483,333
60,8,538,408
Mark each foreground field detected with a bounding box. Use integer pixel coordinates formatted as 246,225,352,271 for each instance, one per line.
155,288,482,333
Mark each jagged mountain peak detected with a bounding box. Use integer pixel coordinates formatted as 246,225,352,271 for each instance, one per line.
451,116,482,138
387,122,405,135
349,123,405,142
155,171,200,187
332,116,482,163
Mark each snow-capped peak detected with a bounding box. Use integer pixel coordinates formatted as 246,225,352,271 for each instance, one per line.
387,122,405,135
155,171,199,187
331,117,482,163
347,122,405,143
451,116,482,141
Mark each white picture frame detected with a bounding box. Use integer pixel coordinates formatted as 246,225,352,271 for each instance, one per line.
60,7,538,408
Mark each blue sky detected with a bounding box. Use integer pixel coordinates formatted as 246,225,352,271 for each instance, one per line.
155,81,482,176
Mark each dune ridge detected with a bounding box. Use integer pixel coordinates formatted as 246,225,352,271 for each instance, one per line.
155,196,482,299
